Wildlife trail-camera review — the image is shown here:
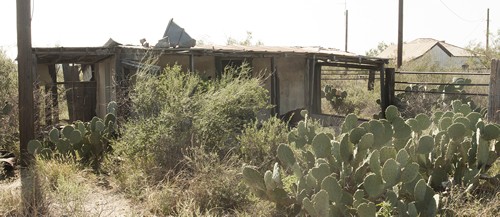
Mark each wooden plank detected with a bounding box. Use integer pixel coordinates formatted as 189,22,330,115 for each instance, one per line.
488,59,500,123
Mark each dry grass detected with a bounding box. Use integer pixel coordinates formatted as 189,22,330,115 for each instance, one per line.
0,178,22,216
441,185,500,216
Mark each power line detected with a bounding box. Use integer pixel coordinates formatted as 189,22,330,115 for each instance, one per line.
439,0,485,23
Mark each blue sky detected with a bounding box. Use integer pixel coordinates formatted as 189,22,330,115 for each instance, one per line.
0,0,498,59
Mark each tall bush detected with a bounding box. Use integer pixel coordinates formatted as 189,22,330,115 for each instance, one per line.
116,64,270,178
0,50,18,152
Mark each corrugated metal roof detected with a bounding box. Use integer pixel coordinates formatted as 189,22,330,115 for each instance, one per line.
377,38,474,61
185,44,359,56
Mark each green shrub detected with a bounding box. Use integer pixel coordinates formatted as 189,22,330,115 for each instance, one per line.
116,64,270,179
238,116,289,171
0,50,18,153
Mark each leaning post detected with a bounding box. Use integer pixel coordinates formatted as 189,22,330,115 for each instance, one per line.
488,59,500,123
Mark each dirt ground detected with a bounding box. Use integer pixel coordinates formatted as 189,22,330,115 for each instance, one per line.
0,175,147,217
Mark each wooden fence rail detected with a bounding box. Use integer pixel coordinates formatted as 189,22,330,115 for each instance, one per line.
381,59,500,123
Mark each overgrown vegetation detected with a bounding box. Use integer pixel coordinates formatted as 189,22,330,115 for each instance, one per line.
0,49,498,216
110,62,273,215
243,102,499,216
0,50,18,154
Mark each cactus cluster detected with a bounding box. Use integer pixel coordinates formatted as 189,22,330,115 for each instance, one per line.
243,100,499,216
323,85,347,108
394,78,486,118
28,101,117,171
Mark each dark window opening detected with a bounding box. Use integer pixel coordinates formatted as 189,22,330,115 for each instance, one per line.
215,57,252,78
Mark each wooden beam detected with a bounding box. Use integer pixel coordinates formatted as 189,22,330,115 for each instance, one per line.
318,62,379,70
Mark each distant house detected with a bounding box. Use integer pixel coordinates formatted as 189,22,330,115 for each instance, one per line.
377,38,478,70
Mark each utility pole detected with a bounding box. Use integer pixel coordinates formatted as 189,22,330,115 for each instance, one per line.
486,8,490,51
17,0,39,214
345,9,348,52
397,0,404,68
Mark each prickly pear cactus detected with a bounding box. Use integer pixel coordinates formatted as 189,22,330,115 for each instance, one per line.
28,101,118,171
243,102,499,216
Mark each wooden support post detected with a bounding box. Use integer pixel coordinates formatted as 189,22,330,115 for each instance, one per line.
306,56,316,113
488,59,500,123
312,64,322,114
270,57,279,115
385,68,396,106
380,65,387,118
189,54,195,72
48,64,59,124
368,70,375,91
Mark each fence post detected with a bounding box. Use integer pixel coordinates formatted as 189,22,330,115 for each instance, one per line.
385,68,395,107
381,68,395,117
488,59,500,123
380,65,386,118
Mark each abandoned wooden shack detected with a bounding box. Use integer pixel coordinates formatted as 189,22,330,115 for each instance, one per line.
32,42,388,125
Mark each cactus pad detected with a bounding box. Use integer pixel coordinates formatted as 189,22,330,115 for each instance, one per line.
357,202,376,217
27,140,42,155
401,162,419,183
342,114,358,133
447,123,467,141
49,128,60,143
482,124,500,140
312,133,332,159
358,133,374,151
277,144,296,168
417,135,434,155
349,127,367,144
363,174,384,198
321,175,343,204
382,159,400,187
396,149,410,166
242,167,266,191
385,105,400,123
